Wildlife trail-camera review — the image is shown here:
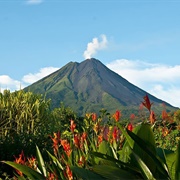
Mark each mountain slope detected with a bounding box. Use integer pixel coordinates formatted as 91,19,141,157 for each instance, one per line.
24,58,176,115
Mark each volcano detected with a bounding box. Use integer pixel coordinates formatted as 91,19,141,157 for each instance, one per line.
24,58,176,116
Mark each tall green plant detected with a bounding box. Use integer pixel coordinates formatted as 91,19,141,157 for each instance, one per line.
0,90,52,138
0,90,54,177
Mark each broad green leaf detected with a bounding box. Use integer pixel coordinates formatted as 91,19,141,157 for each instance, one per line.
157,148,175,179
92,152,140,174
96,141,115,165
134,123,156,149
165,152,176,179
2,161,46,180
132,151,155,180
156,148,173,164
98,141,113,156
175,141,180,180
36,145,47,177
93,164,139,179
127,130,170,179
131,123,157,174
120,123,156,166
71,166,105,180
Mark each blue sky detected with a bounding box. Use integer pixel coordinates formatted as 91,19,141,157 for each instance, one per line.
0,0,180,107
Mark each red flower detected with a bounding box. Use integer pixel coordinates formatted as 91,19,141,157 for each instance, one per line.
150,111,156,124
162,110,169,120
14,151,26,176
64,165,73,180
113,110,121,122
80,132,87,149
50,131,61,156
27,156,36,169
70,120,76,133
14,151,26,164
142,94,153,112
73,132,87,150
127,123,133,131
47,172,57,180
130,114,136,120
97,135,103,146
74,134,80,148
162,109,174,123
61,139,72,157
92,113,97,121
112,126,120,142
81,132,87,141
162,127,171,137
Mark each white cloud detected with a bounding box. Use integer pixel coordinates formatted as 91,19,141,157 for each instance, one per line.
107,59,180,107
22,67,59,84
26,0,43,5
149,85,179,107
83,34,108,59
0,67,59,93
0,75,22,92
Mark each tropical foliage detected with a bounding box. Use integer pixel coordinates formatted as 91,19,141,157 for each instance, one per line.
0,90,180,179
0,90,79,177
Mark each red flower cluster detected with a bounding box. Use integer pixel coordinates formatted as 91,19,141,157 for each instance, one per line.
73,133,86,149
61,139,72,157
70,120,76,133
14,151,37,177
162,126,171,137
14,151,26,176
142,95,156,124
113,110,121,122
50,131,61,156
142,94,153,112
63,165,73,180
27,156,36,169
112,126,120,142
150,111,156,124
127,123,133,131
92,113,97,121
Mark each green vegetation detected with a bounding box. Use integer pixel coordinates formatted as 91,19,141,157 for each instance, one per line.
0,90,80,177
0,90,180,179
